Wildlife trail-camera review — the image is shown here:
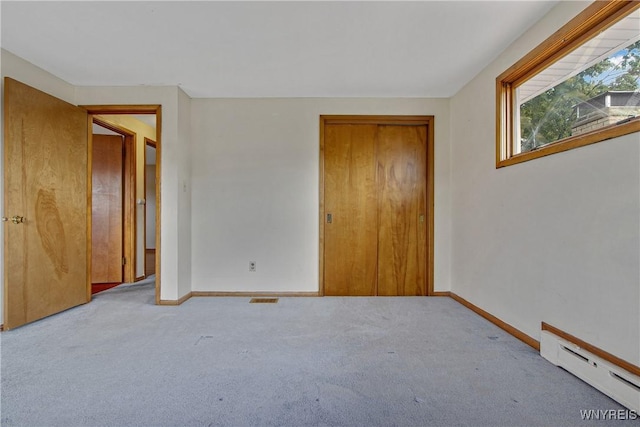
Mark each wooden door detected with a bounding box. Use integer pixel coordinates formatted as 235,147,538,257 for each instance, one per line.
91,134,124,284
4,78,89,329
376,125,427,296
322,117,430,297
324,124,379,296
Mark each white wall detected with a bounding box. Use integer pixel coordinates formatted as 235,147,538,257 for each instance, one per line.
177,88,192,298
1,49,75,104
450,1,640,364
190,98,451,293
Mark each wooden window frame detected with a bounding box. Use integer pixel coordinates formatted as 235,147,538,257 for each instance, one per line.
496,0,640,168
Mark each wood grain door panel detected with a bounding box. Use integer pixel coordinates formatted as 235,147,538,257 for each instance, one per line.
91,134,124,284
376,125,427,296
321,117,429,297
4,78,89,329
324,124,378,296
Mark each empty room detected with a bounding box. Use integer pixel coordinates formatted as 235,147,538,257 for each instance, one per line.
1,1,639,426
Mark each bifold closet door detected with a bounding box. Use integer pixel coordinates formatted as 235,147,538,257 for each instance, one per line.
324,124,378,296
376,125,427,296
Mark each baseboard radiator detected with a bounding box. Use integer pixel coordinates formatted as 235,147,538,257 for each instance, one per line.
540,324,640,412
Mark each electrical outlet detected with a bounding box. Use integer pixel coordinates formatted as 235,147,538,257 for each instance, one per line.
249,261,256,272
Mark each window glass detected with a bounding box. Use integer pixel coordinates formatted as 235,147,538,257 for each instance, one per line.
516,10,640,154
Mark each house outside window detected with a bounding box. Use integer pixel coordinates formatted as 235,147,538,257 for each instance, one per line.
572,91,640,136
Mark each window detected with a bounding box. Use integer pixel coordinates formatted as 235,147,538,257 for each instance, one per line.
496,1,640,167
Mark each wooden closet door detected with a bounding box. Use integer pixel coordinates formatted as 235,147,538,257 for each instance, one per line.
376,125,427,296
324,124,378,296
91,134,124,284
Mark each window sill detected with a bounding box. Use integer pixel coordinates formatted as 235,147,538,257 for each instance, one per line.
496,117,640,168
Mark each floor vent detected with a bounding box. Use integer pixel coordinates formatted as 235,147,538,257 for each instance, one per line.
541,330,640,411
249,298,278,304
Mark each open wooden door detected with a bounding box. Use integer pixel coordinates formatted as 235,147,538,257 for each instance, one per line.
91,134,124,284
3,78,89,330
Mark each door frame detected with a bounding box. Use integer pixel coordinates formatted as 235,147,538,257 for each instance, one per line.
319,115,435,296
83,105,162,304
143,137,156,278
91,118,136,285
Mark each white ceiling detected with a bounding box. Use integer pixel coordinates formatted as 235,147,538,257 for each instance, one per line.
1,1,558,98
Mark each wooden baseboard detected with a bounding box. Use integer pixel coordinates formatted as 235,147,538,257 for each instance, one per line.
157,290,319,305
134,275,145,282
542,322,640,377
191,291,320,297
430,291,451,297
450,292,540,350
0,324,4,332
158,292,192,306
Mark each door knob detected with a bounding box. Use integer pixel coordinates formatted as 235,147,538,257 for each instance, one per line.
2,216,24,224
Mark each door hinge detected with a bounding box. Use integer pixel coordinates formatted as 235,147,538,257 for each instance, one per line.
122,257,126,266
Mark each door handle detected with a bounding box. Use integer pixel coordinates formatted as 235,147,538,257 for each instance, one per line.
327,213,332,224
2,216,25,224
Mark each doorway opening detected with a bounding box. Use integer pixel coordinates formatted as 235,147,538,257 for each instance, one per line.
84,105,162,304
